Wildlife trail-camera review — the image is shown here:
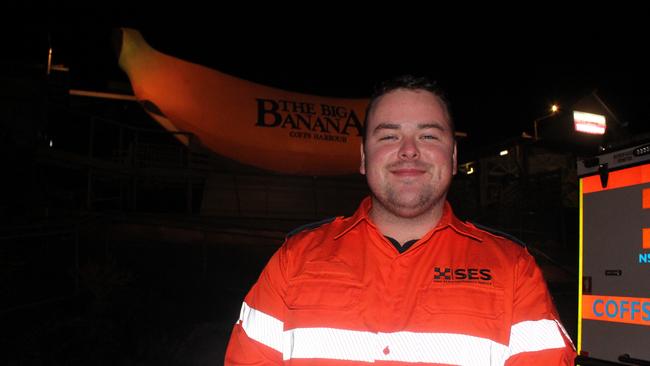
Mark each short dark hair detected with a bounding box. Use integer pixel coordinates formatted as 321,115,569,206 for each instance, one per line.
363,75,454,143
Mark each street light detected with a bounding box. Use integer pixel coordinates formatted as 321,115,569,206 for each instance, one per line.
533,104,560,140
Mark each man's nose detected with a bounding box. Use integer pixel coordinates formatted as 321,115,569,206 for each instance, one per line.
399,137,419,160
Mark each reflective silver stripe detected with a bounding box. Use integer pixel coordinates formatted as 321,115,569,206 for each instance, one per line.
554,319,576,350
238,302,283,353
238,303,568,364
284,327,378,362
378,331,509,365
508,319,567,357
283,329,510,365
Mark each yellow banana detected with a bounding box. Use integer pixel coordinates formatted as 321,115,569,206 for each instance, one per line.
116,28,368,175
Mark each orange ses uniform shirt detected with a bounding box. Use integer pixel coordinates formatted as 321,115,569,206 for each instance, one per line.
226,197,576,365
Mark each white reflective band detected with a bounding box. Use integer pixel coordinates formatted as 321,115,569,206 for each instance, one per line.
238,303,568,364
554,319,576,350
284,327,378,362
285,328,511,364
508,319,567,357
378,331,509,365
238,302,283,353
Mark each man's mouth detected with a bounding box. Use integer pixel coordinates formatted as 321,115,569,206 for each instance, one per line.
391,168,426,177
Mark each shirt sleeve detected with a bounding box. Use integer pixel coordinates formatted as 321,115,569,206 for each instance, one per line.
505,248,576,366
225,244,289,365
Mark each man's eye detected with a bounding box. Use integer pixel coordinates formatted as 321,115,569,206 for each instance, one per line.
379,135,397,141
421,135,438,140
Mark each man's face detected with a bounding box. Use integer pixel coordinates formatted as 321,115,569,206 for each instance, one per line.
360,89,457,218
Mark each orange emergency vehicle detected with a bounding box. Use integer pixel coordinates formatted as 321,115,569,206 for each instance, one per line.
577,141,650,365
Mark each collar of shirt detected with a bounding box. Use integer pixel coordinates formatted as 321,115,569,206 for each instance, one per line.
333,196,483,244
384,236,419,253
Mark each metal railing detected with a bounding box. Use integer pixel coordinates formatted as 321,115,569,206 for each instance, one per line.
41,103,211,213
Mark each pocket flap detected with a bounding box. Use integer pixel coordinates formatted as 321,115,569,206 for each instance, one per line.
286,279,361,310
419,285,504,319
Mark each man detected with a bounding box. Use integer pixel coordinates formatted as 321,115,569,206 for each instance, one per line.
225,75,576,365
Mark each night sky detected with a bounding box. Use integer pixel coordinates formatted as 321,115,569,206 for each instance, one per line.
8,9,650,153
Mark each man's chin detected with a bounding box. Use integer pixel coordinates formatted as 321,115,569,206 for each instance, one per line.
384,197,437,218
389,205,432,218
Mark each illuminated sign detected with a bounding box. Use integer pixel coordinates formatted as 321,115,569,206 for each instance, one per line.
574,111,606,135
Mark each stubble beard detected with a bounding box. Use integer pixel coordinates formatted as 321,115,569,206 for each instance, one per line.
373,170,449,219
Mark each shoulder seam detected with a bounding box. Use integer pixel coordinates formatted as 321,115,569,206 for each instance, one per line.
286,217,337,238
469,222,527,248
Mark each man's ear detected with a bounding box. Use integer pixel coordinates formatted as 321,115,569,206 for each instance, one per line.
452,142,457,175
359,143,366,175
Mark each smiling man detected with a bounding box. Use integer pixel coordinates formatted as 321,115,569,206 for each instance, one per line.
361,85,457,245
225,75,576,365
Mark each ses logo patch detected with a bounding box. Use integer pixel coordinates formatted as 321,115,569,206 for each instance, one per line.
433,267,492,283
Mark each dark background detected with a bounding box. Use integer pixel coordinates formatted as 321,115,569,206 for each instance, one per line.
7,8,650,147
2,7,650,365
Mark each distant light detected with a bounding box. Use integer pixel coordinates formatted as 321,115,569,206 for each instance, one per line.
551,104,559,113
499,150,509,156
49,140,53,148
461,162,475,175
47,47,53,76
574,111,606,135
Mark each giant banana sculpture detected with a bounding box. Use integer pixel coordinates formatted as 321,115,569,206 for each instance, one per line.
116,28,368,175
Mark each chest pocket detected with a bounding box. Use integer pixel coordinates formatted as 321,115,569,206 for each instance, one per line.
418,284,504,319
286,261,362,310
